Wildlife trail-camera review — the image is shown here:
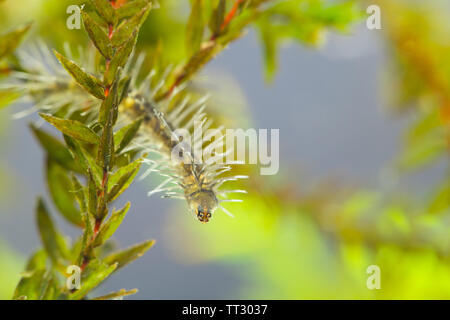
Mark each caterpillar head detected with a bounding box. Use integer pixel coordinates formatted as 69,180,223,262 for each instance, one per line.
188,189,218,223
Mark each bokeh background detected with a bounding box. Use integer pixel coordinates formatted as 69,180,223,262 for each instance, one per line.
1,0,450,299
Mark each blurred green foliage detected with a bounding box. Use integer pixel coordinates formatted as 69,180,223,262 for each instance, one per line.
0,242,23,299
380,0,450,176
168,176,450,298
164,0,450,300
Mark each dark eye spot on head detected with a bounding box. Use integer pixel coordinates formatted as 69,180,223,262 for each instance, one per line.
197,208,211,223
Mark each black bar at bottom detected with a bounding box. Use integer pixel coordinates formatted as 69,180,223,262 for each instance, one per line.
0,299,446,317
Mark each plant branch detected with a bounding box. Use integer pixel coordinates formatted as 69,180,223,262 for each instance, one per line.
221,0,244,31
154,3,263,102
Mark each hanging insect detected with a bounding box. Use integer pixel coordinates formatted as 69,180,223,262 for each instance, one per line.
1,43,248,223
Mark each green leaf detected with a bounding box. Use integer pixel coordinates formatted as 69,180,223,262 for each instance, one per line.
87,170,99,220
36,198,69,265
117,0,150,20
97,95,116,171
114,116,143,154
104,31,138,86
0,22,32,60
40,113,100,144
82,10,114,59
12,250,49,299
68,260,118,300
257,20,278,82
38,271,57,300
77,222,94,267
54,51,105,99
107,158,142,201
71,175,94,264
71,174,87,215
83,5,109,28
72,236,85,266
12,269,47,300
111,4,152,47
209,0,226,36
92,288,138,300
29,124,82,173
163,40,218,91
118,76,131,103
99,70,120,123
89,0,117,25
307,1,363,30
0,90,20,109
46,158,83,226
186,0,204,57
94,202,130,247
75,202,95,266
104,239,155,271
64,135,103,185
24,250,48,271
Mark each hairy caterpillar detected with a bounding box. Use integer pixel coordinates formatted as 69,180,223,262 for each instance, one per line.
1,43,247,223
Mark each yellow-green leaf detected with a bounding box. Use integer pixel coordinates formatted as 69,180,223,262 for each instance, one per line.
89,0,117,25
104,31,138,86
87,170,99,220
258,21,277,82
36,198,69,265
117,0,150,20
209,0,226,36
186,0,204,57
68,260,117,300
99,69,120,123
12,269,47,300
82,10,114,59
11,249,49,300
107,158,142,201
30,124,82,173
92,288,138,300
104,239,155,271
97,92,116,171
114,116,143,154
46,158,83,227
54,51,105,99
94,202,130,247
63,135,103,185
0,90,20,109
0,22,32,59
39,113,100,144
71,174,87,215
111,4,151,47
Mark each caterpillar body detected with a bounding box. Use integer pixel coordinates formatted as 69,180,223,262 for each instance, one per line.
1,43,247,223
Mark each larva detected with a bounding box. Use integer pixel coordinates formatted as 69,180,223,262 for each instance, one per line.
119,89,248,223
2,43,248,223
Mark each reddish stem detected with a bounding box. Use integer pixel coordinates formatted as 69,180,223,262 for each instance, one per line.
110,0,127,9
108,24,114,40
78,19,116,275
221,0,244,31
80,259,88,272
94,219,102,235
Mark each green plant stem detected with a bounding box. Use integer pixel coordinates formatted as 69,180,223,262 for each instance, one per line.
154,1,265,102
79,21,116,273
